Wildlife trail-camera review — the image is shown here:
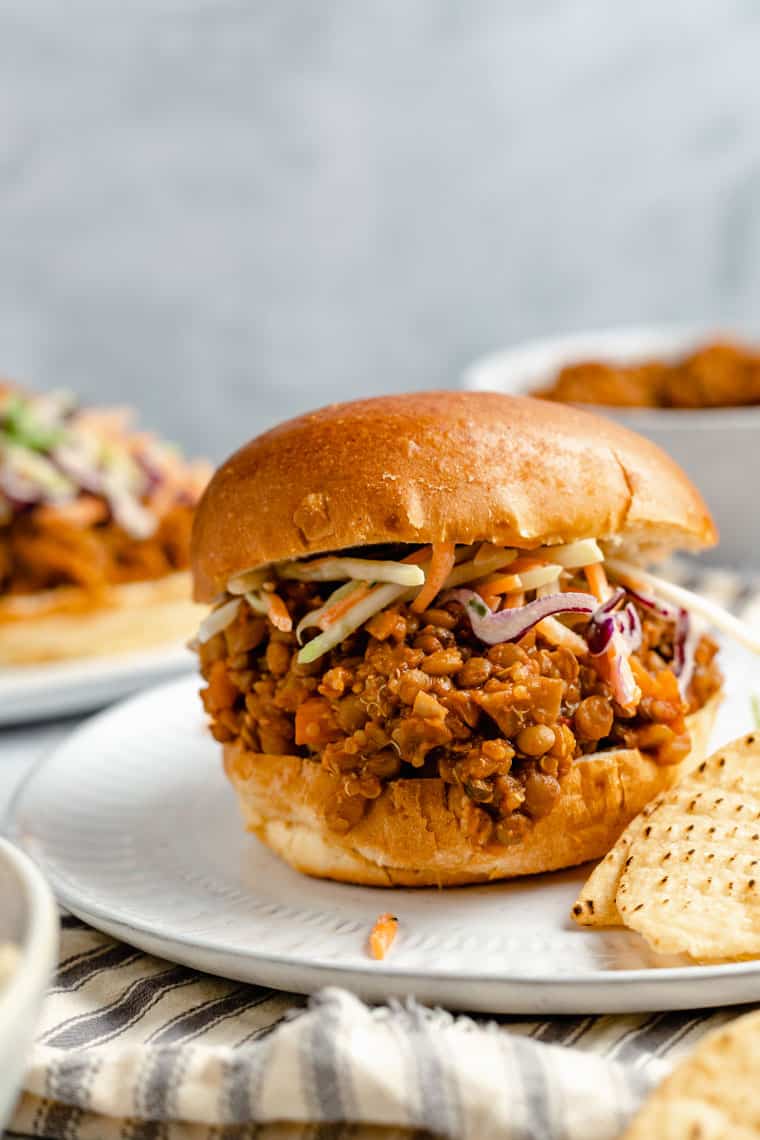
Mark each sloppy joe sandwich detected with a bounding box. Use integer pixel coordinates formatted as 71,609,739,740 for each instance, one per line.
0,385,210,664
192,391,736,887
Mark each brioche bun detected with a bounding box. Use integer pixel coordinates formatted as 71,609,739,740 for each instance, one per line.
192,391,716,601
223,696,720,887
0,571,203,664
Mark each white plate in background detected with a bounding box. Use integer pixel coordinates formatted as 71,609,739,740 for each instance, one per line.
9,639,760,1015
0,643,196,726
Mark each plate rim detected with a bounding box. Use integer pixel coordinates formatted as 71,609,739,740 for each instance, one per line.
8,672,760,996
0,641,195,725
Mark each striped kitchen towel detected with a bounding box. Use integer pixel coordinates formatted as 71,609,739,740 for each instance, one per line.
10,562,760,1140
10,916,752,1140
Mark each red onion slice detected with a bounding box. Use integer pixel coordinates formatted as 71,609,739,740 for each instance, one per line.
624,583,694,691
624,584,681,625
594,586,626,616
449,589,598,645
587,603,642,657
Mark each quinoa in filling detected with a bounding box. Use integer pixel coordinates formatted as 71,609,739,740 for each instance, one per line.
198,574,721,847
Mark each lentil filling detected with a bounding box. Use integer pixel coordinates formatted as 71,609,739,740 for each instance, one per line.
199,576,722,847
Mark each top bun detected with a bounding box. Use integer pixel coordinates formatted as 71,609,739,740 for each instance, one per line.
192,391,716,601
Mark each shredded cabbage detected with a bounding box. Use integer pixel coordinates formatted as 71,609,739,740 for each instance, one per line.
279,556,424,587
244,590,270,616
297,583,410,664
227,567,269,595
441,549,517,589
295,580,365,644
198,597,241,643
1,444,75,503
607,558,760,655
537,538,603,568
511,564,562,592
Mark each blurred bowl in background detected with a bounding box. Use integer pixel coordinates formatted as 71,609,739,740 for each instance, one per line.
463,325,759,568
0,838,58,1131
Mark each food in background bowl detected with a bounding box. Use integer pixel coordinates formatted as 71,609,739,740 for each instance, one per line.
535,338,760,409
187,391,757,889
0,385,210,664
464,326,760,566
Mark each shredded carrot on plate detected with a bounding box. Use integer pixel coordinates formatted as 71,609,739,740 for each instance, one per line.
584,562,610,602
411,542,456,613
266,591,293,632
369,912,398,960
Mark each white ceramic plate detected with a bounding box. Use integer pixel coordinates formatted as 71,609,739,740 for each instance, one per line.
9,641,760,1016
0,839,58,1131
0,643,196,726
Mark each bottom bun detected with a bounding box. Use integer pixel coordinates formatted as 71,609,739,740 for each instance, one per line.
0,572,203,664
224,694,721,887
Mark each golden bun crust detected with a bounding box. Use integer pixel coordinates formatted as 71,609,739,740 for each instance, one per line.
223,695,719,887
192,391,716,601
0,572,203,664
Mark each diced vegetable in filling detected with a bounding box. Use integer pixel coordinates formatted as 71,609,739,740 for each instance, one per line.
197,541,723,844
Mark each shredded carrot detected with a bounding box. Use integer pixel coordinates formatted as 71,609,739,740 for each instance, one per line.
401,546,431,565
411,542,456,613
317,583,372,629
369,912,398,960
503,591,526,609
474,558,549,602
506,556,546,574
266,591,293,632
584,562,610,602
629,656,655,697
475,571,522,600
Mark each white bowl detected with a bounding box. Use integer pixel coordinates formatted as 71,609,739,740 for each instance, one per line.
463,325,760,568
0,839,58,1131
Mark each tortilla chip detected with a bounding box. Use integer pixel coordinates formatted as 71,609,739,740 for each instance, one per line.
690,731,760,792
623,1010,760,1138
571,798,662,927
618,780,760,958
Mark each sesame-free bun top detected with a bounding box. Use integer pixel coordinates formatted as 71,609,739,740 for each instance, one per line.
192,391,716,601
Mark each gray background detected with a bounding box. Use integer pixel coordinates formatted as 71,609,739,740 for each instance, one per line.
2,1,760,459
